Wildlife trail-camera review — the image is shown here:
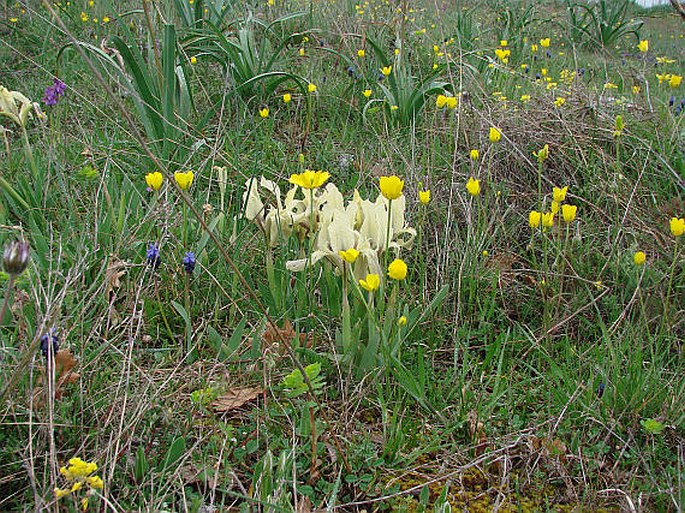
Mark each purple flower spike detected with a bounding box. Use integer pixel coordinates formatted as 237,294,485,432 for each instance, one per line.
146,243,161,269
40,329,59,359
42,77,67,107
182,251,196,274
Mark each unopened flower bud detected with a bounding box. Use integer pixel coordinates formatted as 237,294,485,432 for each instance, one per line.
3,240,30,276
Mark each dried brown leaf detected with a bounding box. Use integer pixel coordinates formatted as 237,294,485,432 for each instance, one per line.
212,387,263,413
262,320,314,351
105,258,126,299
33,350,80,404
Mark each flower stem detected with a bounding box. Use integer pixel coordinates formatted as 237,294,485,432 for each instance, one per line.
384,198,393,269
0,275,16,352
21,127,38,178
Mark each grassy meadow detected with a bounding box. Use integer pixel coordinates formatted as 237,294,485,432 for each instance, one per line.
1,0,684,511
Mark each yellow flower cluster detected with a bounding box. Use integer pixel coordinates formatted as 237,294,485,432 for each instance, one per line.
55,457,104,510
529,185,577,229
656,73,682,88
436,94,458,109
494,48,511,64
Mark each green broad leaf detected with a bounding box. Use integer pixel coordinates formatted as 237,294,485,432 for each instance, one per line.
640,418,665,435
282,362,324,398
134,445,149,482
158,436,186,474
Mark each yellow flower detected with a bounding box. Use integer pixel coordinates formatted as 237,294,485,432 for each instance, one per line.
656,73,671,85
381,65,392,76
283,93,292,103
670,217,685,237
445,97,457,109
656,56,676,64
299,48,305,56
357,49,365,57
529,211,542,229
669,74,682,88
86,475,104,489
436,94,447,108
61,458,98,479
542,212,555,228
604,82,618,90
174,170,194,190
362,89,372,98
307,83,317,93
533,143,549,163
390,105,398,111
419,189,431,204
561,204,577,223
259,107,269,118
397,315,407,326
553,186,568,202
145,171,163,190
540,38,551,48
379,175,404,200
500,40,508,47
190,56,197,65
103,16,111,23
80,11,88,22
470,149,479,161
339,248,360,263
359,274,380,292
80,498,89,511
638,40,649,53
632,85,641,94
550,200,560,214
489,127,502,143
466,177,480,197
520,94,531,102
289,169,330,189
531,43,538,53
55,488,70,499
71,481,83,493
633,251,646,265
494,48,510,63
554,97,565,108
387,258,408,280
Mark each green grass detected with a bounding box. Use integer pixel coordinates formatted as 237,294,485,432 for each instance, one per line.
0,0,684,511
